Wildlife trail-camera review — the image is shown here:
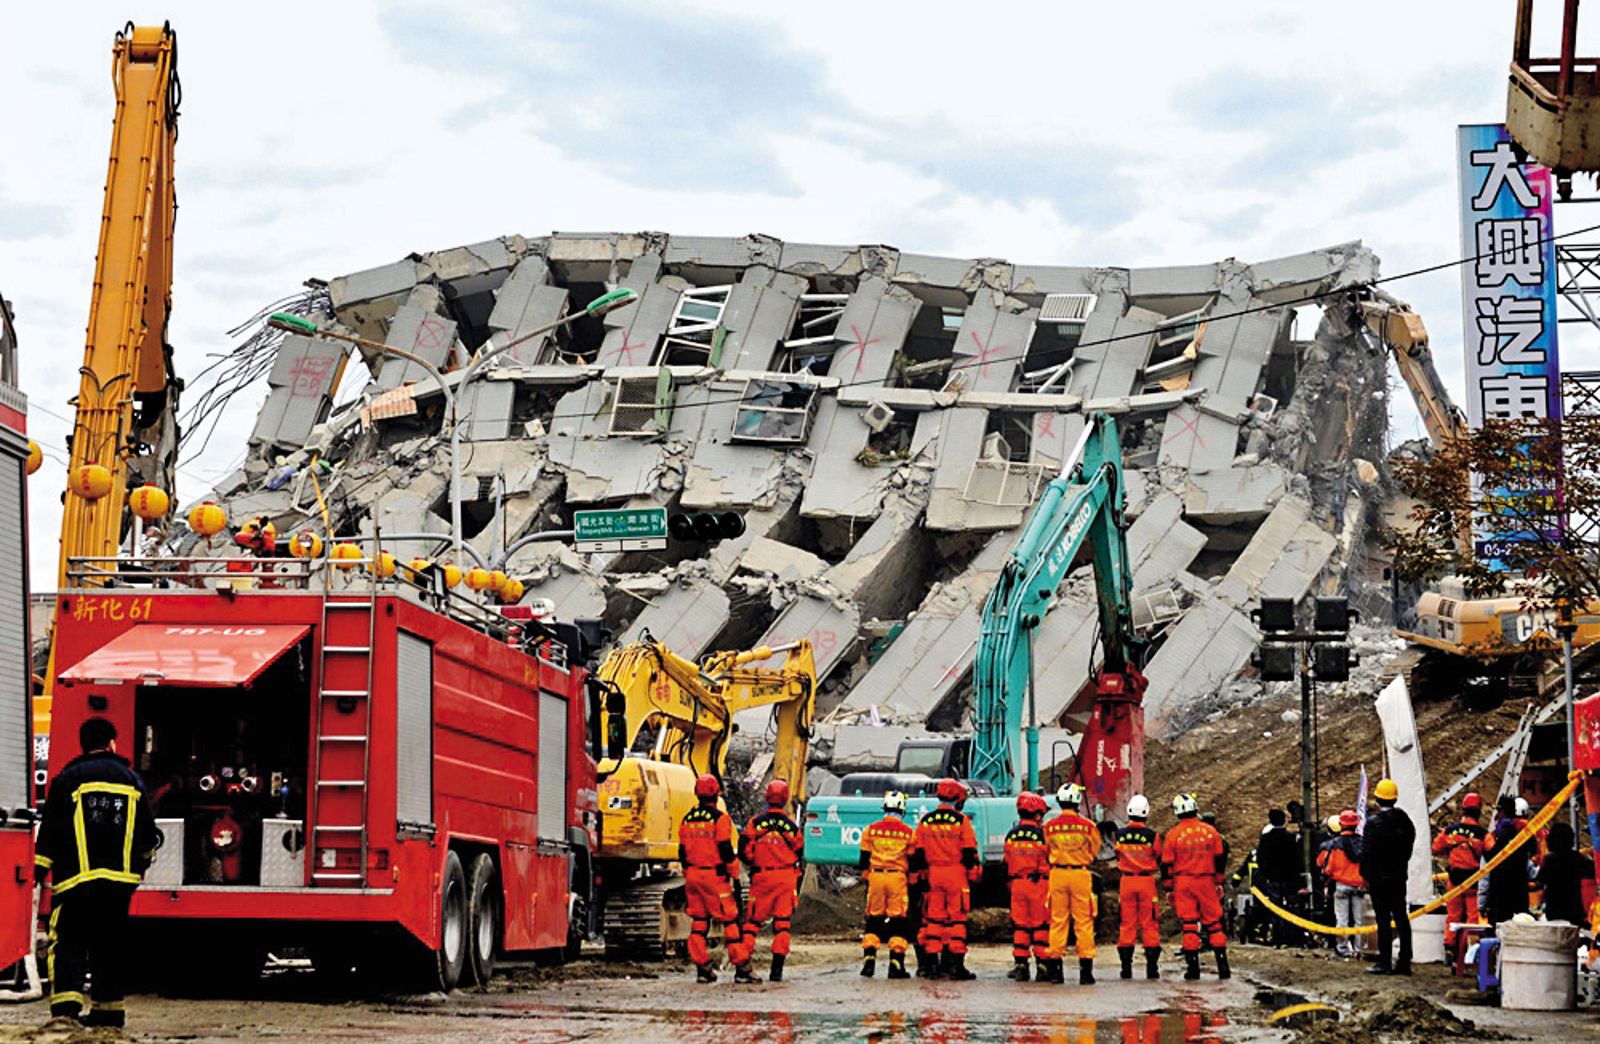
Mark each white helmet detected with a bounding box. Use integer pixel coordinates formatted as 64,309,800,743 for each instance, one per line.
1057,783,1085,809
1126,794,1150,819
1172,792,1199,816
1514,796,1530,818
883,790,907,814
1327,814,1343,834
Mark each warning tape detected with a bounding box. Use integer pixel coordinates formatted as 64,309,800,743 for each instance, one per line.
1249,772,1583,937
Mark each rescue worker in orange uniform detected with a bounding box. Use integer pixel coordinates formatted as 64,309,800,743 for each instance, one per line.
1044,782,1100,985
1432,791,1489,951
1161,792,1230,981
1317,809,1366,957
1115,793,1162,981
858,790,915,979
1003,791,1051,981
679,774,753,982
739,778,804,982
911,777,981,980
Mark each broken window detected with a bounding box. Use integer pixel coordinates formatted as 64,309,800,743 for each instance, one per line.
1148,306,1207,364
1021,293,1095,391
608,376,665,437
963,411,1044,506
730,378,818,444
859,403,917,465
895,301,965,389
656,285,732,365
779,294,849,374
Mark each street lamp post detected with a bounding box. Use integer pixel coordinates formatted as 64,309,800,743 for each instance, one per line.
269,288,636,562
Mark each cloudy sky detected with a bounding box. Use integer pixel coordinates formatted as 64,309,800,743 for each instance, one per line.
3,1,1597,576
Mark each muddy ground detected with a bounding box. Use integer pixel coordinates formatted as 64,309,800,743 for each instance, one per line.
0,939,1593,1043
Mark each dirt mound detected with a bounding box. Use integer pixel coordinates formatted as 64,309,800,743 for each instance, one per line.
1297,991,1502,1042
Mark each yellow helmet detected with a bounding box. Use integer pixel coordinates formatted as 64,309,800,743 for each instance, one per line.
1374,778,1399,802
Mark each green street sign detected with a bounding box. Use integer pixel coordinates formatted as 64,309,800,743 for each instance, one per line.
573,507,668,553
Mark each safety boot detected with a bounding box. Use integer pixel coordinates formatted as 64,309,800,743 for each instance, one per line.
1079,958,1096,985
887,952,910,979
769,954,785,982
860,953,877,978
1144,947,1161,980
1183,951,1201,981
733,962,762,984
1008,957,1031,981
1214,948,1230,980
1118,945,1134,980
82,1009,125,1030
696,964,718,983
917,947,937,978
1044,958,1066,984
945,952,977,981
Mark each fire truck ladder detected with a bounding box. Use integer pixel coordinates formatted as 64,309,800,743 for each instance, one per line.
309,587,379,886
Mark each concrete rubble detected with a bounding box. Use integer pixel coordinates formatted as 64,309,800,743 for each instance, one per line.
188,232,1402,770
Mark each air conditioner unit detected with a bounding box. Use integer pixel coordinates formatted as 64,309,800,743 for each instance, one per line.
981,432,1011,462
863,401,895,433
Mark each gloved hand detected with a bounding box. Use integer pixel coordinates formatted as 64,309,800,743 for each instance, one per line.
967,865,982,884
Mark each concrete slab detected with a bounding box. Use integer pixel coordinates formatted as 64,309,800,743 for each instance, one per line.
619,579,732,659
1182,465,1289,524
249,334,350,453
1215,495,1336,608
1142,592,1261,738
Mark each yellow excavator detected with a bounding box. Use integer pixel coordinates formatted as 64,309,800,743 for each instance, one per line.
594,634,816,956
35,24,184,774
1360,294,1600,695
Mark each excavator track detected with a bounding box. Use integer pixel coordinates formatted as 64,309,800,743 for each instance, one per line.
602,876,689,959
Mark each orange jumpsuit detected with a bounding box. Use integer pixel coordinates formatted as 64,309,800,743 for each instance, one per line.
1044,810,1100,959
911,804,980,956
679,803,748,967
1161,817,1227,953
1115,822,1162,948
1004,820,1050,961
738,808,804,958
1432,817,1488,945
859,814,915,955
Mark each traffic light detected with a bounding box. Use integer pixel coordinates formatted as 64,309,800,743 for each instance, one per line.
1254,644,1296,682
668,511,746,542
1254,598,1296,634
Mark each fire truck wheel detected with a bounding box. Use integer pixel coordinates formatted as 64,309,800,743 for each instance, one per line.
466,853,500,986
434,850,470,991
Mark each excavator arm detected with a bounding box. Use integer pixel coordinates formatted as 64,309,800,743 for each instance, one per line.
595,636,818,800
1358,293,1469,451
971,412,1145,817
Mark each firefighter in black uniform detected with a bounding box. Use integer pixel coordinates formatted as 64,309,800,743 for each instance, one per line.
34,718,159,1028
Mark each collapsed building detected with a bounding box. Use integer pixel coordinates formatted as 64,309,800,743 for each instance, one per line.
185,232,1400,775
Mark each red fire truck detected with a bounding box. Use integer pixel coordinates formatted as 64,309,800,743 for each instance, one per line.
0,296,33,974
45,557,601,990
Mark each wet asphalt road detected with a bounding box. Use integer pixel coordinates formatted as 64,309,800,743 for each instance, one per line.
0,944,1287,1043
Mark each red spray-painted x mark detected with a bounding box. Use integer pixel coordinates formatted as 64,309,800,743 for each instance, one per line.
1162,407,1206,448
1035,412,1057,441
605,334,649,366
835,325,882,379
966,331,1006,376
414,316,448,352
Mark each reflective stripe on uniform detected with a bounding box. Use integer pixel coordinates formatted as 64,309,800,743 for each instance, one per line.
62,782,144,893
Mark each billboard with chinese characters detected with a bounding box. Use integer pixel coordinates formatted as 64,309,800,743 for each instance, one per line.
1457,124,1564,563
1457,124,1563,428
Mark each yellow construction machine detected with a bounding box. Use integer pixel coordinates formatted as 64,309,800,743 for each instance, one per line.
1360,295,1600,695
593,634,816,956
36,24,185,771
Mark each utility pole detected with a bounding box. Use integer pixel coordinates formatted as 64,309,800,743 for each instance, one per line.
1300,644,1315,879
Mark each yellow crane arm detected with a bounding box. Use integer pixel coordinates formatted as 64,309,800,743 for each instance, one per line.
704,641,817,805
58,23,180,587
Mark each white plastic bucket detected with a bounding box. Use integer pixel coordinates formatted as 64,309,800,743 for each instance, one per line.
1499,920,1579,1011
1410,912,1447,964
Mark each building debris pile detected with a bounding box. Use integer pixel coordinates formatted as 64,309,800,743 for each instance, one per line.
184,232,1403,773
